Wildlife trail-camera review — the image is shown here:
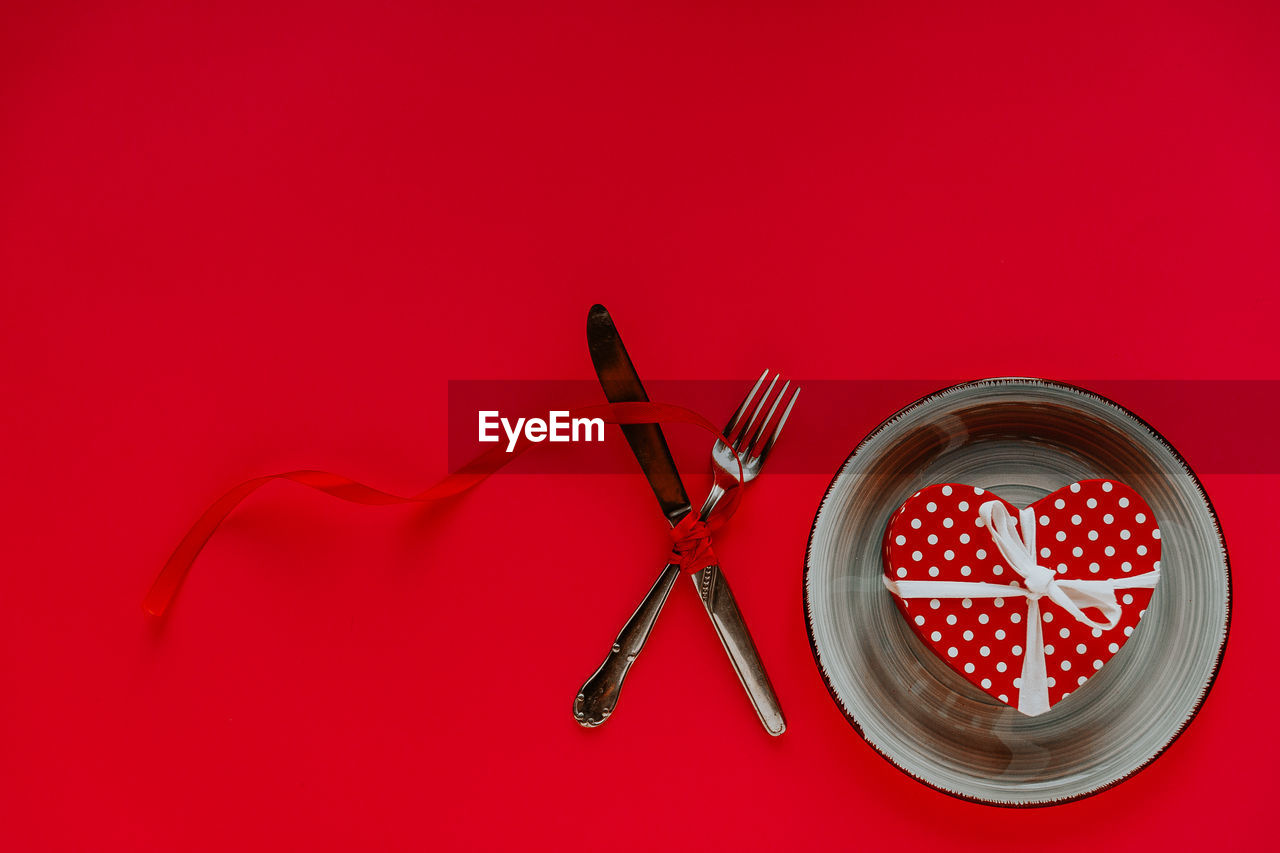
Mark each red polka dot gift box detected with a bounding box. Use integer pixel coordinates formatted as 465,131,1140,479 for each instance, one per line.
882,480,1162,716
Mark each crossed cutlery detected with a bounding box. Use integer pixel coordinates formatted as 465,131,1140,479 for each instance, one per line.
573,305,799,735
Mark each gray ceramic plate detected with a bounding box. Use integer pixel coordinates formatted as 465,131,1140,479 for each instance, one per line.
803,378,1230,806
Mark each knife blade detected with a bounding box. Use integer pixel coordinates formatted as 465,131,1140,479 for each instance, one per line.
585,303,690,524
573,304,785,735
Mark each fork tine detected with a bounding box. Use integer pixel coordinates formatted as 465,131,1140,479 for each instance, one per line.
754,385,800,464
723,369,768,442
744,379,789,457
732,372,778,451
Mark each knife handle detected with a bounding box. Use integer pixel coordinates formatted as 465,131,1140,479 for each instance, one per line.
574,562,681,727
690,565,786,735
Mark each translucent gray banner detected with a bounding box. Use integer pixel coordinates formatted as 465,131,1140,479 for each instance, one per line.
448,380,1279,475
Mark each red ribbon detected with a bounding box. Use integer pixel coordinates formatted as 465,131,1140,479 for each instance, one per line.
143,402,741,617
669,513,717,573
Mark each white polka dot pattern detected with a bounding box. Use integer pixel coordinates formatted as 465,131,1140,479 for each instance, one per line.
884,480,1159,713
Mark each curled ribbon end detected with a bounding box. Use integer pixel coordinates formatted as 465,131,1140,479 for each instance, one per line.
143,598,170,618
142,583,176,618
146,403,738,618
669,513,716,573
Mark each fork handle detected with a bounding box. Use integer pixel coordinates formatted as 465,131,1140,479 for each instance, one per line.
690,565,786,735
573,562,681,727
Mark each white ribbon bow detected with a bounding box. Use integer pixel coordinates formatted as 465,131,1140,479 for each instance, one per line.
883,499,1160,716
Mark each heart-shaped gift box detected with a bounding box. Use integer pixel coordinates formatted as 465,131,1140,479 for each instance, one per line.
882,479,1161,715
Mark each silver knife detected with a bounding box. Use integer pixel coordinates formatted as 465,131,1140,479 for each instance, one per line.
573,304,785,735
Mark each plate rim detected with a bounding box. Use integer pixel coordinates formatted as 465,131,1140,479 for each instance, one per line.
801,376,1233,808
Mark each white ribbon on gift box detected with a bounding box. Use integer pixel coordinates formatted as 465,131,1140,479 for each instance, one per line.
882,499,1161,716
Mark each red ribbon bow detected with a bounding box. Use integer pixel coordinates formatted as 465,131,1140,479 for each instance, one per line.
669,513,717,573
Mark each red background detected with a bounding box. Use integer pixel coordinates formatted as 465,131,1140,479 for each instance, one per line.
2,2,1276,849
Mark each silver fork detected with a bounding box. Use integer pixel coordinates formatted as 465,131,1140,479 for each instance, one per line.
573,370,800,732
699,369,800,518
